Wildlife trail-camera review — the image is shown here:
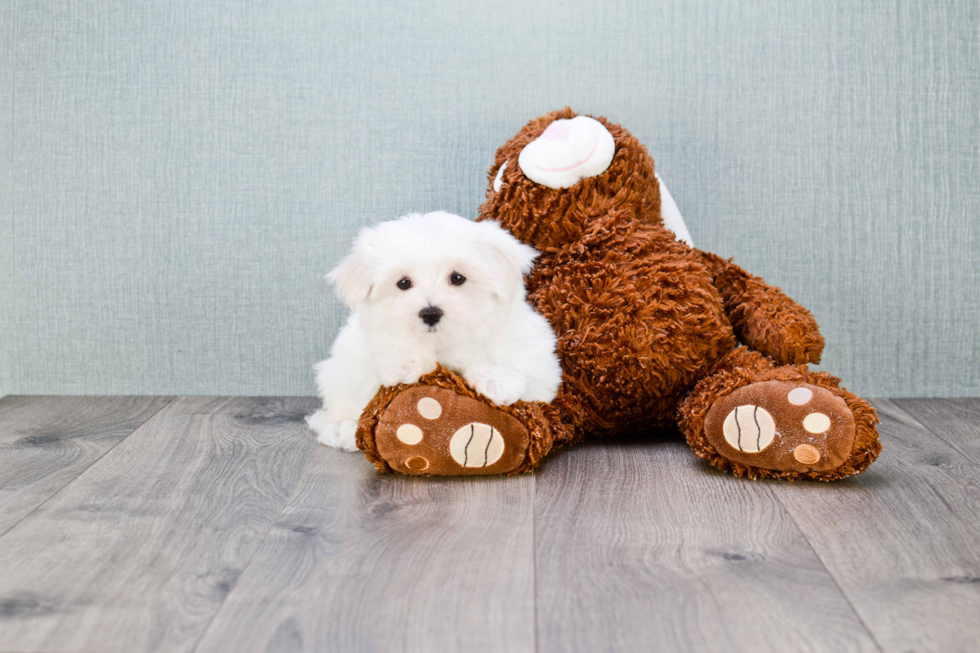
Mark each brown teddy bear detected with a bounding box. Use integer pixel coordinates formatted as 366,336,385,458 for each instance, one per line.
356,108,881,481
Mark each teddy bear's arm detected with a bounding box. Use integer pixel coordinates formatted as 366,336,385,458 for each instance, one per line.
700,251,824,365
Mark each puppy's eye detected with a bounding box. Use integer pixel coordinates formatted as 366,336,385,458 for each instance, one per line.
397,278,412,291
449,272,466,286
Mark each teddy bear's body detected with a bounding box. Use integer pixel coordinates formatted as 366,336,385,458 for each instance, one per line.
526,213,736,436
356,108,881,482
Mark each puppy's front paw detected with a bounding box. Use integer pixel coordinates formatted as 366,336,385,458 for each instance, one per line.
306,411,359,452
465,367,528,406
335,420,359,451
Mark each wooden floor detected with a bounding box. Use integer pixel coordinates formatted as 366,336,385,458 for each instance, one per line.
0,397,978,652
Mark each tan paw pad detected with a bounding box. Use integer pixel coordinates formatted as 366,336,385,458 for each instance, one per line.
802,412,831,434
449,423,504,468
405,455,430,471
417,397,442,419
788,387,813,405
793,444,821,465
722,406,776,452
396,423,424,445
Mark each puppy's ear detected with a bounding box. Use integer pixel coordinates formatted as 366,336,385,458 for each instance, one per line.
327,248,374,306
479,221,538,302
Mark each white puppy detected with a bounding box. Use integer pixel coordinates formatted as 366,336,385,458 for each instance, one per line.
307,211,562,452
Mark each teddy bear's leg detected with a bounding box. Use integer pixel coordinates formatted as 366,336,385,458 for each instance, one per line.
678,347,881,481
356,366,568,476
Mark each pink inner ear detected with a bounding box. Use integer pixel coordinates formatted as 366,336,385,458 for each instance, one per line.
541,120,573,140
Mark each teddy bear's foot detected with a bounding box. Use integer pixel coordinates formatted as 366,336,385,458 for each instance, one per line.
679,348,881,481
704,380,857,474
374,385,530,475
356,366,564,476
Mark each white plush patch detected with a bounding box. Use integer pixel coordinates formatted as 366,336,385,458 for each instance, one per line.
417,397,442,420
493,161,508,192
803,413,831,434
722,405,776,453
656,175,694,247
449,422,504,467
396,423,424,445
787,387,813,406
518,116,615,189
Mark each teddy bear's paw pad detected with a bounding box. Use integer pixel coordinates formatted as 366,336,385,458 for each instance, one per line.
375,386,529,475
704,381,856,473
449,423,505,468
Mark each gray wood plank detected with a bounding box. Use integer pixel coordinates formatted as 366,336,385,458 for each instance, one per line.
772,400,980,653
0,396,321,653
194,449,536,653
894,398,980,465
0,395,174,536
534,436,879,653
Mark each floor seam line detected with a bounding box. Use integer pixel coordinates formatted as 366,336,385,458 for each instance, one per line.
768,485,885,653
0,395,178,541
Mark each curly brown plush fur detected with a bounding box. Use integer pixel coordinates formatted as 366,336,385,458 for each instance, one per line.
473,107,880,479
357,108,881,481
699,252,825,366
481,107,663,249
521,210,737,440
481,109,806,433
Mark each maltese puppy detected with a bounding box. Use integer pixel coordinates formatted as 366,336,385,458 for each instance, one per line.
307,211,562,452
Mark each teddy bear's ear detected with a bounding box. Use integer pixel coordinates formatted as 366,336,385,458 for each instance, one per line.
656,174,694,247
477,220,538,302
327,245,375,307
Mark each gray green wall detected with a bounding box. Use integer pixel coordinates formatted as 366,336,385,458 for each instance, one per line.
2,0,978,398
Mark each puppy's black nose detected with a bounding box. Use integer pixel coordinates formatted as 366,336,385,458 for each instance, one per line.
419,306,443,326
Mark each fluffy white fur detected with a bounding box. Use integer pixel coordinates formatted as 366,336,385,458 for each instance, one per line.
307,211,563,452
